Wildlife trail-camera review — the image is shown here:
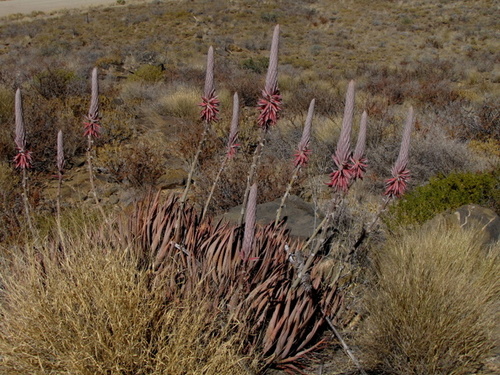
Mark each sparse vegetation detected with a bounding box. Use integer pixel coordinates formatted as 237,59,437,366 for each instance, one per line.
0,0,498,374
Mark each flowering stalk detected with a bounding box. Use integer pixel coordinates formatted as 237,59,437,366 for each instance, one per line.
14,88,35,236
239,25,281,225
292,81,357,289
384,106,414,199
85,67,106,219
201,92,239,221
275,98,315,225
240,183,257,262
327,80,355,192
180,46,219,206
351,107,414,255
56,129,65,248
349,110,368,181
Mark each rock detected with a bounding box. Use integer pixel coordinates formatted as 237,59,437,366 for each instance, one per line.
157,168,187,190
431,204,500,247
221,195,323,239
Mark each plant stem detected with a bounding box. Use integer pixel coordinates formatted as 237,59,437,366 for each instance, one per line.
21,167,36,238
275,164,301,226
350,196,391,256
180,121,210,206
322,308,368,375
291,194,343,289
201,154,228,222
87,136,106,219
238,129,267,226
56,170,65,250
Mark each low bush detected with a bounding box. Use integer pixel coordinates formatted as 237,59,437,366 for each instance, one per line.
360,224,500,375
128,64,164,83
96,136,166,187
0,221,254,375
385,169,500,228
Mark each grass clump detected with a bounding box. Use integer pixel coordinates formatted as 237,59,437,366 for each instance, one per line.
128,64,164,83
0,221,253,375
360,224,500,375
385,169,500,228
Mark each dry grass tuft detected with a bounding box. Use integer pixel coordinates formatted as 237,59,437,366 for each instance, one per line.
360,223,500,375
0,220,254,375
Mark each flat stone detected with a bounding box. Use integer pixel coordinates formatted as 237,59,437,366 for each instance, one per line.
221,195,323,239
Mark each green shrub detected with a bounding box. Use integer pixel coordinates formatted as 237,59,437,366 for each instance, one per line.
31,68,80,100
241,57,269,74
385,170,500,228
128,64,164,83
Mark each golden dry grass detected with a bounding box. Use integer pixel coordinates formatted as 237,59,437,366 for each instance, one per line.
360,222,500,375
0,220,256,375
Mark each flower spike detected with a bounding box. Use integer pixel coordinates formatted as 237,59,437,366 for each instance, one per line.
226,92,240,158
328,81,355,192
84,67,101,138
199,46,220,123
349,110,368,180
240,183,257,261
57,130,64,173
384,107,414,198
294,99,315,167
14,89,32,169
257,25,282,130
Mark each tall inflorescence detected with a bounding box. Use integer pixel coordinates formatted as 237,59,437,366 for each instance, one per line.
257,25,282,131
226,92,240,159
57,130,64,174
240,183,257,262
199,46,220,124
328,80,355,192
349,110,368,181
384,107,414,198
294,98,315,167
14,89,32,170
84,67,101,139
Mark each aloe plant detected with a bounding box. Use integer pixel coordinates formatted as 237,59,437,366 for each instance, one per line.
56,129,65,248
181,46,219,206
201,92,239,221
239,24,281,225
13,88,35,236
84,67,106,219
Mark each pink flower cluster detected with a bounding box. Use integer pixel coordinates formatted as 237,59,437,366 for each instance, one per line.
384,169,410,198
257,89,282,130
199,95,220,123
14,149,32,169
83,118,101,138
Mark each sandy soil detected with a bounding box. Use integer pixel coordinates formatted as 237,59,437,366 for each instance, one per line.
0,0,145,18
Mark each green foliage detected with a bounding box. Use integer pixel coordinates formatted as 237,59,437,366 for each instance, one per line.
386,170,500,228
128,64,164,83
241,57,269,74
31,68,79,99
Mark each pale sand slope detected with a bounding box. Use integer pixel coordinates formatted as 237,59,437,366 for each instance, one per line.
0,0,147,18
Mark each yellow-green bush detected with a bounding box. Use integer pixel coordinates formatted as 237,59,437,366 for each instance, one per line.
385,169,500,228
128,64,164,83
360,224,500,375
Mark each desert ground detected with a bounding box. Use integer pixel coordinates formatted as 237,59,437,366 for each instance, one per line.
0,0,145,18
